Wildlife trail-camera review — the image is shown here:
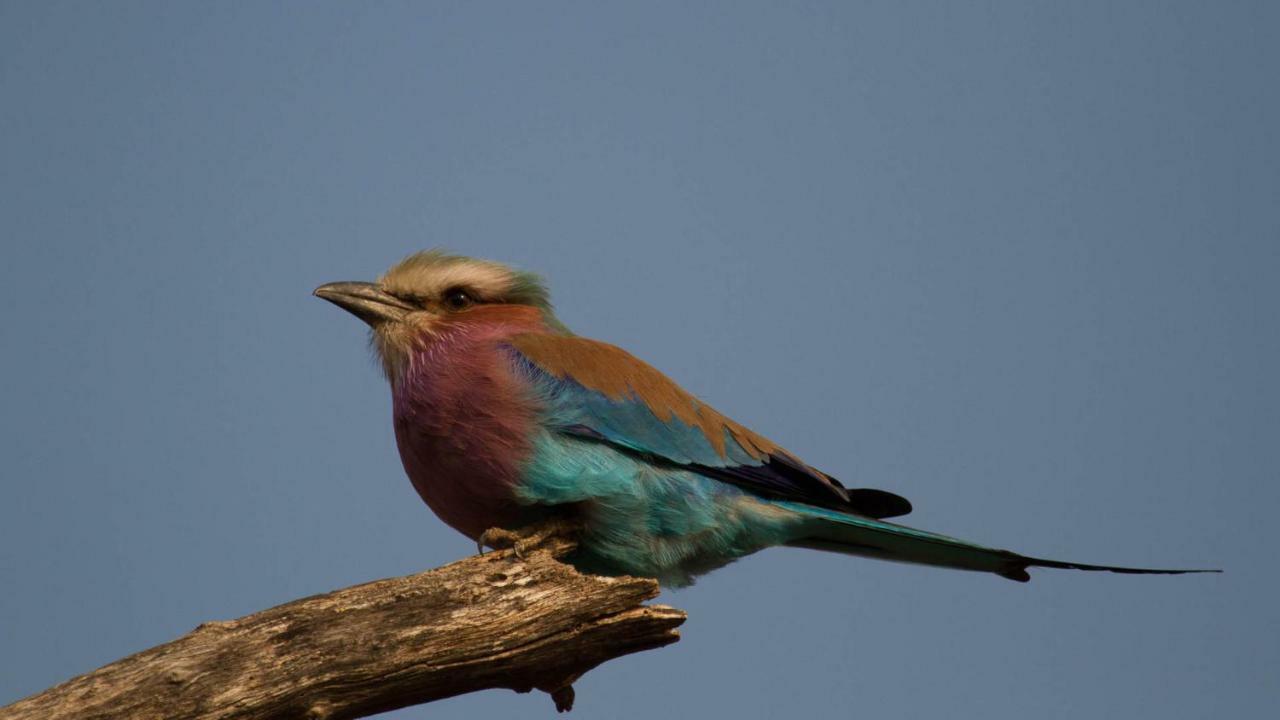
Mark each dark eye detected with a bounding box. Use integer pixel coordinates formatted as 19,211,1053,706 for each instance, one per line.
443,287,474,310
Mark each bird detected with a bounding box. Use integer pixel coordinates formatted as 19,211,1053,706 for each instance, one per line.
315,250,1217,587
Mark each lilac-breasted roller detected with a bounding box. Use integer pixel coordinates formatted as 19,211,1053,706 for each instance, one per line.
315,251,1216,587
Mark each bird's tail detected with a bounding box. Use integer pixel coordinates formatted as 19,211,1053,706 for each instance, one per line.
778,502,1220,582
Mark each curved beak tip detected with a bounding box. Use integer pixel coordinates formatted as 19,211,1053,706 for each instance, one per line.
313,283,342,300
312,281,415,325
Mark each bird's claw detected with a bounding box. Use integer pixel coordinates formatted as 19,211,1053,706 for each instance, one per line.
478,521,580,559
477,527,529,558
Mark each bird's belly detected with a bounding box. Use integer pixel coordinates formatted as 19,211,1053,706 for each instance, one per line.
393,415,534,541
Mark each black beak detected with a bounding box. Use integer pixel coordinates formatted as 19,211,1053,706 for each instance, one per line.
313,281,417,325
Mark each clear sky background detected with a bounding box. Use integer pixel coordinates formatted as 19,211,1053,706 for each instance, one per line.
2,2,1276,718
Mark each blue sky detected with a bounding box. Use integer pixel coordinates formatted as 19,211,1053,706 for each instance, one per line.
2,2,1276,717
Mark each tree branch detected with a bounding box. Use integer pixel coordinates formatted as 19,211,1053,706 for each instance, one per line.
0,523,686,719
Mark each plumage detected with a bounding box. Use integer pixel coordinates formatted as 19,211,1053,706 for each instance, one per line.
315,250,1218,587
505,334,911,520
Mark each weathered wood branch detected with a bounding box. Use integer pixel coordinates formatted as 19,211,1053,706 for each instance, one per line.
0,523,686,719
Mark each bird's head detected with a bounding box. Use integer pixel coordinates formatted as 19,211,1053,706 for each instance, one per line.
315,250,563,381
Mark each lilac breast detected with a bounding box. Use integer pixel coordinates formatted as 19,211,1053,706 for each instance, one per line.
391,331,539,540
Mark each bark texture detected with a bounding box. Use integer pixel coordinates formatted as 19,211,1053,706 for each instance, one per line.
0,524,685,719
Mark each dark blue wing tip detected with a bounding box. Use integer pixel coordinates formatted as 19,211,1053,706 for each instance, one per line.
845,488,913,519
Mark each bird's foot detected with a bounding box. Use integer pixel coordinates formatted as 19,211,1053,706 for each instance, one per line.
477,527,526,557
477,519,581,559
476,527,550,560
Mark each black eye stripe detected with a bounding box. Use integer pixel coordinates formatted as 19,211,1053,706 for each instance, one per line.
386,290,427,305
387,287,488,309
